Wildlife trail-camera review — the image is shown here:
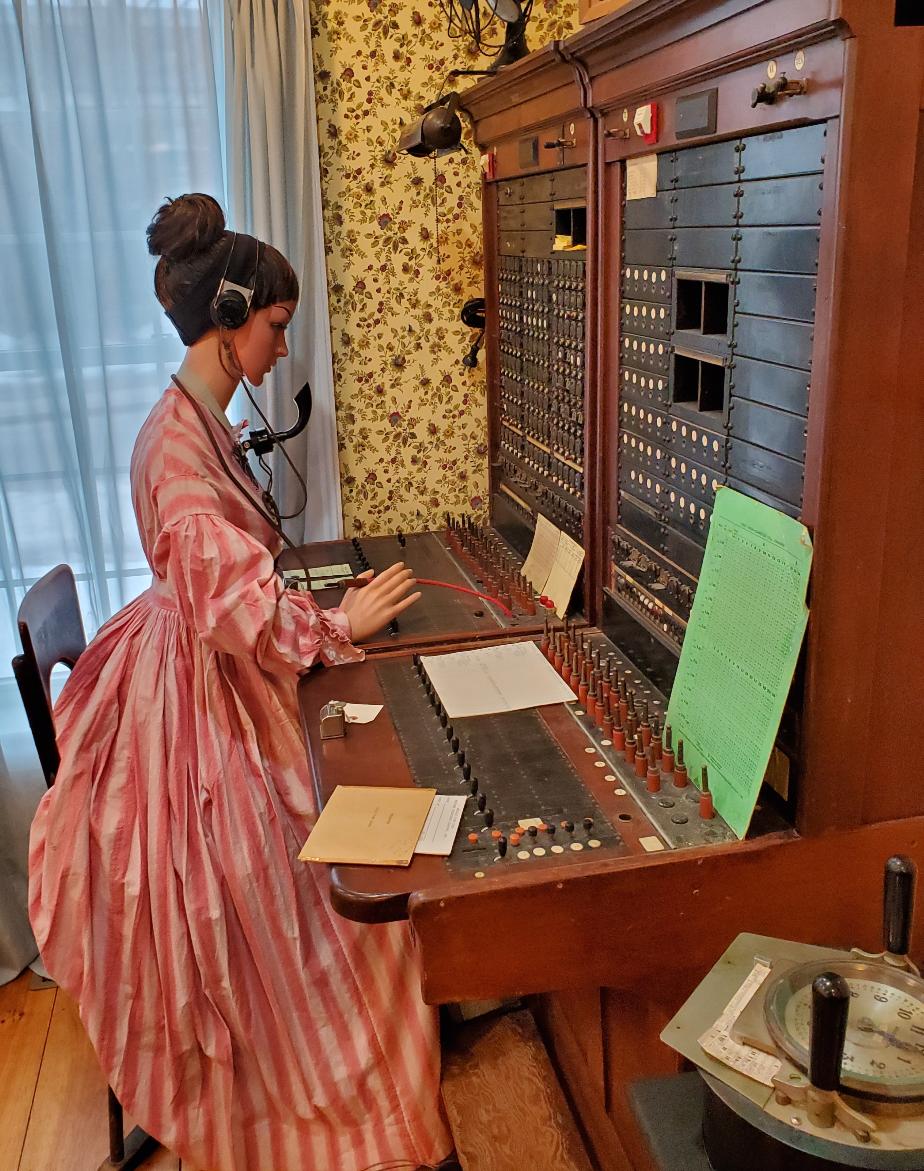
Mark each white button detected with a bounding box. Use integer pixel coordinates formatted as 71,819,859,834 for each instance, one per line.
588,839,601,848
570,842,584,851
532,847,547,857
551,844,564,854
517,850,530,861
474,871,486,878
595,761,606,768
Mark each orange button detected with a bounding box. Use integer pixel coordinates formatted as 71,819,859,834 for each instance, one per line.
510,834,521,846
491,829,502,839
467,833,479,844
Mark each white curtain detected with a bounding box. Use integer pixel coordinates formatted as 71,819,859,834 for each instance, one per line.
0,0,338,983
221,0,342,542
0,0,228,983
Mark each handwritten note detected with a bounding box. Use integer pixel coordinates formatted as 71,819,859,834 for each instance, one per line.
626,153,658,201
666,488,812,838
543,531,586,618
521,513,562,591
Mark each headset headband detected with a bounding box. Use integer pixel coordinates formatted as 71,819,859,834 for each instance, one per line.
165,231,262,345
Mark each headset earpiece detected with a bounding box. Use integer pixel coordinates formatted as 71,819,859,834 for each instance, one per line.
210,233,261,330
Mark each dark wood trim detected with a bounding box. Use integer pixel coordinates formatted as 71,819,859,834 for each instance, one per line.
410,817,924,1003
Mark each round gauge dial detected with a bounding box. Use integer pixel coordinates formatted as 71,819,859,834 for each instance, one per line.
765,959,924,1104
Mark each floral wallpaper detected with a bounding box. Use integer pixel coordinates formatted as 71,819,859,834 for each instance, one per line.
308,0,580,533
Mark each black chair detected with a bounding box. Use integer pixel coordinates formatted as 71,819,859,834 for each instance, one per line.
13,564,159,1171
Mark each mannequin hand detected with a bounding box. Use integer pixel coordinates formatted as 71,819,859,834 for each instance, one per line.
339,562,421,643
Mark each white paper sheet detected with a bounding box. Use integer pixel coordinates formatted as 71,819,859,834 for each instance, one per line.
343,703,383,725
543,531,586,617
520,514,562,591
422,641,576,718
414,794,467,855
626,153,658,200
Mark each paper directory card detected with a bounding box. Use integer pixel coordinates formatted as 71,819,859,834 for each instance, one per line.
422,640,577,719
521,515,586,616
543,530,585,617
414,794,467,856
626,153,658,201
298,785,436,867
666,488,812,839
521,513,561,590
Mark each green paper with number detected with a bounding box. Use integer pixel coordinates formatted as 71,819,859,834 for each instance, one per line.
665,487,812,839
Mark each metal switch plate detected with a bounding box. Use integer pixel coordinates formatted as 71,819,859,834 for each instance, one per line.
675,89,718,139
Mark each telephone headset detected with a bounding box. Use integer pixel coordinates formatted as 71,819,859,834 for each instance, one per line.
210,232,261,330
172,231,314,565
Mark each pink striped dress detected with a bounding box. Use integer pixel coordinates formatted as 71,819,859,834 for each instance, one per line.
29,376,451,1171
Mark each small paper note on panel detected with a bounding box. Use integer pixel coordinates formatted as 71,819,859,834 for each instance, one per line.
626,153,658,201
422,641,576,718
521,513,561,590
666,488,812,840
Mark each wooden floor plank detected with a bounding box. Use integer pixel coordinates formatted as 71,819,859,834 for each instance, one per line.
17,989,179,1171
0,973,56,1171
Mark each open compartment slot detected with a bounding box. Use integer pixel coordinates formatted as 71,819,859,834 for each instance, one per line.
553,204,587,250
673,269,731,337
671,349,728,416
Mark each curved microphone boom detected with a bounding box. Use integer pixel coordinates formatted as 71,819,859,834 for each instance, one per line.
243,381,313,456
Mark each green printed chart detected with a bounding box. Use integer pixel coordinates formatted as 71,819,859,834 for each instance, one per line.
666,488,812,839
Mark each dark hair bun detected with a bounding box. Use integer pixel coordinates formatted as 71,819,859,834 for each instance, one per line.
146,194,225,262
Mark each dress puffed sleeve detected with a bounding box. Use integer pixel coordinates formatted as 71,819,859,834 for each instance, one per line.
150,472,363,674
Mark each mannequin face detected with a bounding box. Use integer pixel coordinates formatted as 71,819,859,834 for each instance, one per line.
232,300,296,385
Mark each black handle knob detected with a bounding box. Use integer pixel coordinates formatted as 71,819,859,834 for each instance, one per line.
484,809,494,828
810,972,850,1092
462,762,472,781
497,835,508,859
751,83,775,108
477,792,486,812
884,855,917,956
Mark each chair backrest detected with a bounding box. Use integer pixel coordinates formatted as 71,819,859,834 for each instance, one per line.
12,564,87,786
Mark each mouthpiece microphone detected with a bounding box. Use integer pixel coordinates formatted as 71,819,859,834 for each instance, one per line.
243,380,313,456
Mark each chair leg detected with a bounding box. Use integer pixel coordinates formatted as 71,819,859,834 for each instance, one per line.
97,1085,160,1171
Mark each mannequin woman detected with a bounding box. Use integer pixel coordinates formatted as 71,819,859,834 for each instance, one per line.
29,194,452,1171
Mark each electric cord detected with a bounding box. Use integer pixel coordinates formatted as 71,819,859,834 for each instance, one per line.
414,576,512,616
216,325,310,522
171,375,309,573
242,379,310,520
172,377,406,642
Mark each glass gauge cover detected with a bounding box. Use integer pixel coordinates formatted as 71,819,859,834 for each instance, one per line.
765,959,924,1103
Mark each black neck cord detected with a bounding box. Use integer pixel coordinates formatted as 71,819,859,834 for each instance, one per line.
170,375,310,577
241,380,310,520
